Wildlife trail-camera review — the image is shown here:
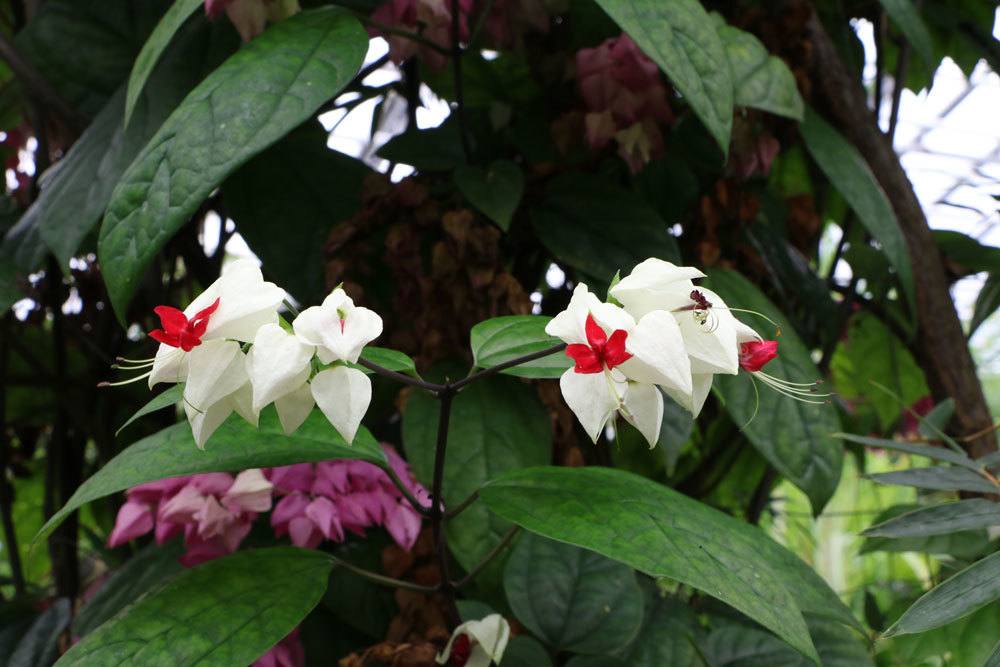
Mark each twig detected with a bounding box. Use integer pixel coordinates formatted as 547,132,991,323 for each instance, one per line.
430,386,460,626
359,15,450,57
450,0,473,161
444,490,479,519
452,526,520,589
331,554,439,594
451,343,566,391
886,9,915,140
0,32,85,134
467,0,495,50
357,357,445,394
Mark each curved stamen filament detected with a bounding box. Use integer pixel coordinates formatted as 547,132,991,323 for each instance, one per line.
116,355,158,364
98,370,153,387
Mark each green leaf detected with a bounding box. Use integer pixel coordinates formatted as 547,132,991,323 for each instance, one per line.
878,0,936,70
36,408,387,544
403,375,550,587
860,504,990,558
970,273,1000,337
74,540,185,638
705,269,843,514
377,122,465,171
56,548,332,666
454,160,525,232
116,384,183,436
833,433,977,470
591,0,733,152
500,636,552,667
932,230,1000,274
224,121,368,304
532,173,680,285
98,8,368,318
862,499,1000,538
800,108,914,315
124,0,205,127
714,19,803,120
469,315,570,379
359,346,420,377
481,465,865,662
705,616,872,667
985,640,1000,667
617,586,705,666
9,599,70,667
888,601,1000,667
885,551,1000,637
503,531,644,655
866,467,998,495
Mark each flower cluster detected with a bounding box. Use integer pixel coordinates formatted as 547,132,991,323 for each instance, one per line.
204,0,300,42
111,260,382,449
108,445,429,560
546,259,825,446
575,34,673,173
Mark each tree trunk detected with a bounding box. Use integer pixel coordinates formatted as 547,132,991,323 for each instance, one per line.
804,9,997,458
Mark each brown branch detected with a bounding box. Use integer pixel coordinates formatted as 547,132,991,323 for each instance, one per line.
804,7,997,458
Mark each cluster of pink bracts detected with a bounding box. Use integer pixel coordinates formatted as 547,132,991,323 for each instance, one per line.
108,445,430,564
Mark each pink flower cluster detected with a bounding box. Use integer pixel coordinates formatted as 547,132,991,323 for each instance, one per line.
575,34,673,173
370,0,473,70
108,446,429,564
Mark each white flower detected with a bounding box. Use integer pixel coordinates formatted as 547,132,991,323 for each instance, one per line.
293,287,383,364
545,283,692,447
181,339,257,448
245,323,315,434
436,614,511,667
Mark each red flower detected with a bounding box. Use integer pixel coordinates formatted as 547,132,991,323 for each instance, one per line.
449,634,471,666
739,340,778,373
566,314,633,374
148,298,220,351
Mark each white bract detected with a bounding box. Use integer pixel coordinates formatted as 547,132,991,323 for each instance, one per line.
545,283,692,447
436,614,511,667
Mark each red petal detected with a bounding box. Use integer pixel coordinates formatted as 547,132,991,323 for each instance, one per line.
190,297,221,327
179,331,203,351
603,329,633,368
566,344,603,374
149,329,181,348
153,306,188,335
739,340,778,372
584,314,607,350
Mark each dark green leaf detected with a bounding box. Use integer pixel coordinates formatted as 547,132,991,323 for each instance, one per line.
862,499,1000,538
985,640,1000,667
713,18,803,120
74,541,185,638
56,548,332,666
359,347,419,377
800,109,914,315
617,586,705,666
403,375,550,588
878,0,936,69
591,0,733,151
454,160,525,231
481,466,865,662
564,657,628,667
469,315,570,379
860,504,990,557
705,269,843,514
918,398,955,439
98,8,368,317
867,467,998,495
533,173,680,285
705,616,872,667
885,551,1000,636
37,408,387,544
834,433,977,470
659,394,694,476
124,0,205,127
970,273,1000,337
500,635,552,667
35,12,237,265
116,384,183,436
503,531,644,654
9,599,70,667
888,601,1000,667
224,122,368,304
456,600,496,622
377,122,465,171
1,207,47,273
931,230,1000,274
322,538,397,639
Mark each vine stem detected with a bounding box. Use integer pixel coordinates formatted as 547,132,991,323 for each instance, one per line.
431,386,460,626
451,343,566,391
330,555,438,594
452,526,519,589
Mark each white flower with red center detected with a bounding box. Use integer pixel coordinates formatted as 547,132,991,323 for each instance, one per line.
545,283,692,447
436,614,511,667
244,287,384,444
110,260,285,448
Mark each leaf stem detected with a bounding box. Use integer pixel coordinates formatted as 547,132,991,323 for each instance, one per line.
444,490,479,520
451,343,566,391
452,526,520,589
356,357,446,393
358,15,450,57
330,555,438,594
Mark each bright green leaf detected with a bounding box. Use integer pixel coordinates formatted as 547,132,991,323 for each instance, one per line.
591,0,733,152
504,532,644,655
469,315,570,379
481,465,865,662
454,160,525,231
862,499,1000,538
124,0,205,127
36,408,387,544
800,108,914,316
705,269,843,514
98,8,368,318
886,551,1000,636
56,548,332,666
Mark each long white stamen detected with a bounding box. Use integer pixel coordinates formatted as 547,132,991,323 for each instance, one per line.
116,355,158,363
755,371,822,388
756,373,830,398
99,370,153,387
755,374,828,404
111,360,156,370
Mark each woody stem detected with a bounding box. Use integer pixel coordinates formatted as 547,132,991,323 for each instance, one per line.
431,384,461,626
